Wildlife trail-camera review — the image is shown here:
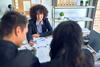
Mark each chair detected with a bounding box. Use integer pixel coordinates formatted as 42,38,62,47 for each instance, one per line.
87,30,100,52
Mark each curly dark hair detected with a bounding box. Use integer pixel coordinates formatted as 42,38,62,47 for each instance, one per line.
30,4,48,20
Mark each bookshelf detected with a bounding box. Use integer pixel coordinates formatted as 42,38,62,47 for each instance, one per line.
52,0,95,29
54,17,93,22
54,6,95,9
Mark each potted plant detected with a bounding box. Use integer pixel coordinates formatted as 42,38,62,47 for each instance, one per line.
59,12,64,19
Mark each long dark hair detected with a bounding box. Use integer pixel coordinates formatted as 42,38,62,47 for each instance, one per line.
50,21,87,67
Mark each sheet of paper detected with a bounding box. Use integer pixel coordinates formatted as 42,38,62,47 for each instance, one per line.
33,37,52,48
23,1,30,11
36,46,50,63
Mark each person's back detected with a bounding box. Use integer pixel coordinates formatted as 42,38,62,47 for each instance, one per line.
0,40,18,67
41,49,94,67
0,40,40,67
41,21,94,67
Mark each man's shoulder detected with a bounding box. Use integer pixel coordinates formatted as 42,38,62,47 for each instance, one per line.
12,49,40,67
0,40,17,49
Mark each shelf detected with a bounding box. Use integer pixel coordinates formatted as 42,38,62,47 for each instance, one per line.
54,17,93,22
54,6,95,9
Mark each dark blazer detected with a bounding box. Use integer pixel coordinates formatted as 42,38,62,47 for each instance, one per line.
0,40,40,67
41,49,94,67
27,18,53,42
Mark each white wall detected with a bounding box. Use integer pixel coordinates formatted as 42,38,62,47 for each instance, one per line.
0,0,12,18
54,9,87,28
41,0,53,27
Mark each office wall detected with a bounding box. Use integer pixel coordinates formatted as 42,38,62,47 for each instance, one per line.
0,0,12,18
93,0,100,33
41,0,53,26
54,9,87,28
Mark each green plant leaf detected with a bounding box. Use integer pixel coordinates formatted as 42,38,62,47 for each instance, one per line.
59,12,64,16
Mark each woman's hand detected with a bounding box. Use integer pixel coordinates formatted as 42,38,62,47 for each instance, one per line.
29,40,35,46
32,34,40,38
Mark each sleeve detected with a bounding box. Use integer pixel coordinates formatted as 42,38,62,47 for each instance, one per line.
40,18,53,37
27,21,33,43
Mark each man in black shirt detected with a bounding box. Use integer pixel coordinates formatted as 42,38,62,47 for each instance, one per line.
0,11,40,67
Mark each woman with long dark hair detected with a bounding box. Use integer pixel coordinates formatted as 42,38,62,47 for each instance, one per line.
41,21,94,67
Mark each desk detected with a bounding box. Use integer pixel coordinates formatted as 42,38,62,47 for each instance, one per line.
19,37,52,63
19,28,90,63
82,28,90,37
95,61,100,67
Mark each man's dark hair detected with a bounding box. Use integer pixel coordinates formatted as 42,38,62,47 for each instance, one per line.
30,4,48,20
0,11,28,39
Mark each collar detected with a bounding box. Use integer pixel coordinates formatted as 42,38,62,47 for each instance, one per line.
0,40,19,48
36,20,43,25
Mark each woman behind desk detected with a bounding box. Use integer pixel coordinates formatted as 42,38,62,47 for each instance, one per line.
27,5,53,45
